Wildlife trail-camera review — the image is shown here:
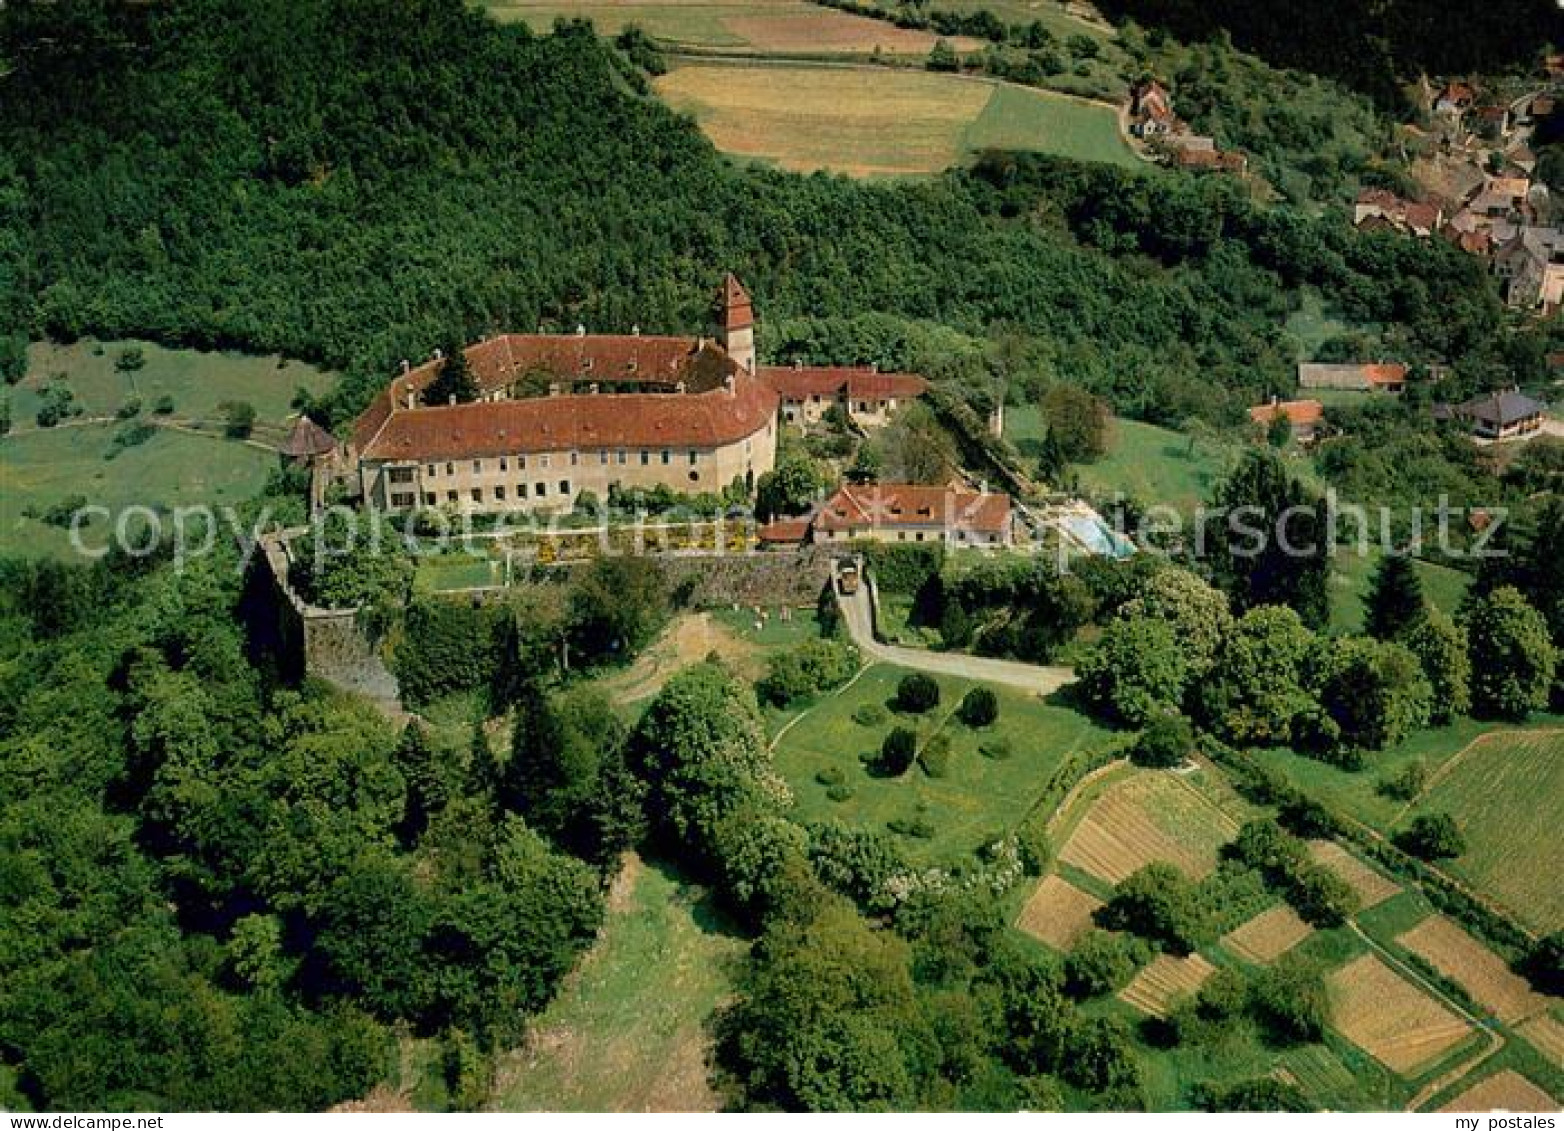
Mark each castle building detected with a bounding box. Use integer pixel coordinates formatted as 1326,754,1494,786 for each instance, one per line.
347,275,923,514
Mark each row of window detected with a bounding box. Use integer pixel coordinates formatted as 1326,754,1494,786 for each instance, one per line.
389,481,574,509
410,449,704,480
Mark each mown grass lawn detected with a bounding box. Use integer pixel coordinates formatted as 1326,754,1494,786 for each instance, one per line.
1326,549,1471,635
1005,407,1238,515
771,663,1110,862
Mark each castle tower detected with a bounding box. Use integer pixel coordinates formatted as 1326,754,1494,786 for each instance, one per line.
717,272,755,374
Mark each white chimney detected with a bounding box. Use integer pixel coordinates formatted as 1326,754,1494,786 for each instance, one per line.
575,323,586,337
433,347,444,360
448,395,457,406
400,359,411,374
631,324,641,336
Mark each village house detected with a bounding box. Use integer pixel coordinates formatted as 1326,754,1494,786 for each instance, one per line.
1249,398,1324,443
807,483,1013,548
1448,390,1548,442
1297,362,1407,394
1434,81,1477,117
346,276,925,514
1353,189,1442,238
1128,78,1175,138
1492,226,1564,313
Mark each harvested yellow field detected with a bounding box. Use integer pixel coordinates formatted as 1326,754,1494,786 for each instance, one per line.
1118,953,1217,1018
1327,954,1474,1076
1397,916,1551,1024
656,64,988,176
1519,1013,1564,1067
1058,771,1242,887
1222,904,1314,965
1436,1069,1560,1113
1307,840,1400,909
1016,874,1103,950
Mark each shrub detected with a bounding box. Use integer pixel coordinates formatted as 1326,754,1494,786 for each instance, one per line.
880,726,918,775
1376,759,1426,801
815,767,846,787
114,346,146,372
896,672,940,714
852,703,889,727
222,400,257,439
979,736,1013,760
1248,958,1327,1045
888,814,936,839
1064,930,1146,998
826,784,854,802
918,733,951,778
152,393,175,415
115,397,142,419
958,686,998,727
1132,713,1194,768
1016,813,1050,875
757,638,860,707
1395,813,1466,860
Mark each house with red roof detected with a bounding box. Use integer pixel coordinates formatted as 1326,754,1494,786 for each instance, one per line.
809,483,1013,548
1249,398,1325,443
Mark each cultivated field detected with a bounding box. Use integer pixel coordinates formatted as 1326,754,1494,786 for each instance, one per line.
482,0,976,54
1518,1013,1564,1067
1118,953,1217,1018
1016,873,1103,950
492,854,743,1111
1406,729,1564,934
1436,1069,1560,1113
654,62,1136,177
1326,954,1475,1077
1396,916,1551,1025
770,663,1109,861
1221,904,1314,966
1306,840,1400,910
1056,768,1245,887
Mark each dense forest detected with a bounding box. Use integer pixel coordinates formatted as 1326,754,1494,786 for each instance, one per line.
0,0,1545,436
1096,0,1564,108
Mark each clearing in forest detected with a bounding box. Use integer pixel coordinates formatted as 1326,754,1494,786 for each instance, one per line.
1396,915,1551,1025
1436,1069,1559,1113
1326,954,1474,1077
1118,953,1217,1018
1221,904,1314,966
1056,769,1243,887
492,854,743,1112
1016,874,1103,951
1306,840,1400,909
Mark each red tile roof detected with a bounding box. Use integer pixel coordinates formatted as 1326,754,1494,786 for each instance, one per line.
1363,363,1408,387
1249,399,1324,427
761,365,929,402
814,483,1010,536
358,371,777,462
757,517,812,544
